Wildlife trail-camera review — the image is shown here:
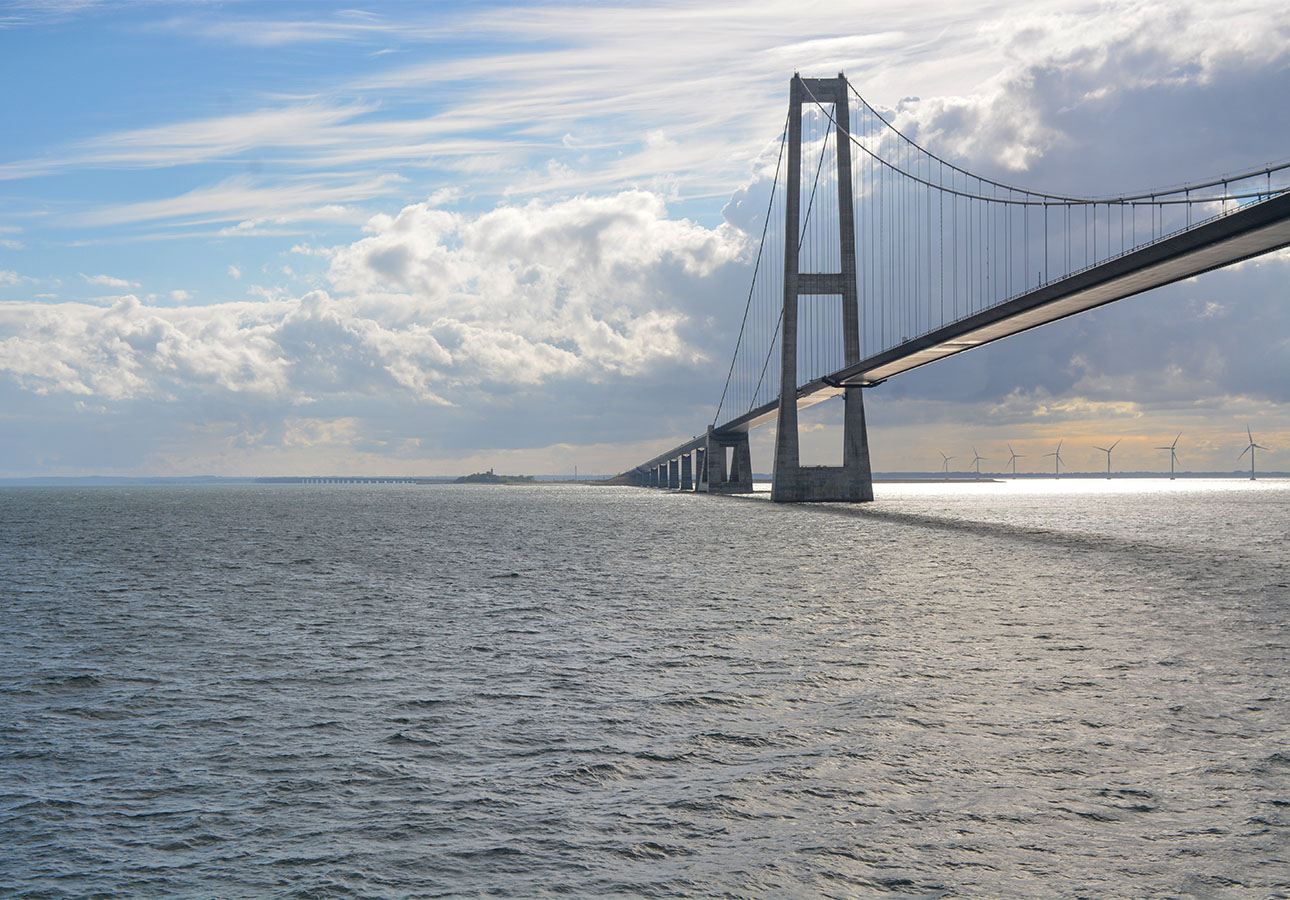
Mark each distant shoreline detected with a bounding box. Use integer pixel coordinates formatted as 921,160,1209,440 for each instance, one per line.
2,473,1286,487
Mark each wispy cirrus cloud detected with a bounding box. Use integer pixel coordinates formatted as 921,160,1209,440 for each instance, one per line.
0,103,374,181
152,8,454,47
0,0,105,29
80,273,138,288
8,0,1287,236
75,173,407,229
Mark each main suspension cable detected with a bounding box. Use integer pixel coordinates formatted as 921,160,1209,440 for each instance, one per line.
713,116,788,426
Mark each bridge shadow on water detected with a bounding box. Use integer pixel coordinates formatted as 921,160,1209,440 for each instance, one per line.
715,492,1249,572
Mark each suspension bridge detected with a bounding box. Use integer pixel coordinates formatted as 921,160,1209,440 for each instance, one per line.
622,73,1290,501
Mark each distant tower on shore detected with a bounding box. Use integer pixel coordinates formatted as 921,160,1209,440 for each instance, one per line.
1007,444,1024,478
1155,434,1180,480
1094,439,1120,479
1044,441,1064,478
1238,427,1268,480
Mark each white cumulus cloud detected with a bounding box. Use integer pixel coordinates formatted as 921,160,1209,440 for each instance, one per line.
0,190,747,411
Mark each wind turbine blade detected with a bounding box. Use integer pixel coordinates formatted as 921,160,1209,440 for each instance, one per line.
1108,439,1120,452
1254,443,1269,450
1238,446,1251,460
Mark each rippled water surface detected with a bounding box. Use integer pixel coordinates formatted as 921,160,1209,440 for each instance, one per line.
3,480,1289,898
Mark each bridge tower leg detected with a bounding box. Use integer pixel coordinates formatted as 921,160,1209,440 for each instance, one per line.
771,73,874,503
681,453,694,491
703,427,754,494
695,447,707,491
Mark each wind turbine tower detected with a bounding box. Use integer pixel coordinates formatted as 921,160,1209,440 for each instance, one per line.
939,451,955,480
1156,434,1181,480
1238,427,1269,480
1007,444,1024,479
1093,439,1120,479
1044,441,1064,478
971,447,986,478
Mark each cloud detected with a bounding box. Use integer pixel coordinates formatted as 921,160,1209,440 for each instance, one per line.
0,294,291,400
80,273,139,288
157,11,415,48
3,0,1288,475
889,2,1290,182
0,103,375,181
77,174,406,229
0,1,104,29
326,190,746,378
10,1,1286,240
0,191,747,415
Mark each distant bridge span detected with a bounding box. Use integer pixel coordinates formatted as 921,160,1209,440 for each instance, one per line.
624,75,1290,500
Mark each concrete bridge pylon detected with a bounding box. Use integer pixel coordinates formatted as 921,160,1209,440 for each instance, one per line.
771,73,874,503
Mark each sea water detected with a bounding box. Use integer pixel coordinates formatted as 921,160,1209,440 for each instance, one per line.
2,480,1288,898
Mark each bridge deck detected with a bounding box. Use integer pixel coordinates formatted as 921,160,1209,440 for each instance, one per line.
634,191,1290,474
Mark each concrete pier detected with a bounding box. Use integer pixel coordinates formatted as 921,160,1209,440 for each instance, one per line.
704,427,754,494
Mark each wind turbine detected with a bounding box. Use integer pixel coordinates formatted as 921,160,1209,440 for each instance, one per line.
1044,440,1064,478
1093,439,1120,479
1238,426,1269,480
1156,433,1181,480
939,451,955,479
971,447,987,477
1007,443,1024,478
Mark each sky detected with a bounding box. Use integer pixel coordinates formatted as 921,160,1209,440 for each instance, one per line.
1,0,1288,478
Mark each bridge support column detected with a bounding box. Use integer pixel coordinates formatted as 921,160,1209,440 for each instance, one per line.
771,73,873,503
681,453,693,491
772,386,873,502
696,447,708,491
703,427,754,494
668,458,679,489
